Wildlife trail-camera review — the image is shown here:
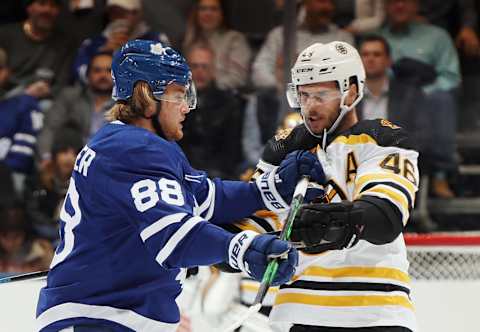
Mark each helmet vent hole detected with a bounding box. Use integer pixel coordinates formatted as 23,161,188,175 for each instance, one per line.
322,58,330,61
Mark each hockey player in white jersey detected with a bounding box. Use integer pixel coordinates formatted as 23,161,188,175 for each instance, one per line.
250,41,419,332
35,39,328,331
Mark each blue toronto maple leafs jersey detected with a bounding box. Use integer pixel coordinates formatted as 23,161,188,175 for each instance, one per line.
0,94,42,173
36,121,264,331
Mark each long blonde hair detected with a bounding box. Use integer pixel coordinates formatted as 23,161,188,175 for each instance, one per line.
106,81,156,123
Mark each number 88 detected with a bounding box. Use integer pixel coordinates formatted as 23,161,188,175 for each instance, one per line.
131,178,185,212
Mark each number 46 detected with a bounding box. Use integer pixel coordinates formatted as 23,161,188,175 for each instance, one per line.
380,153,417,186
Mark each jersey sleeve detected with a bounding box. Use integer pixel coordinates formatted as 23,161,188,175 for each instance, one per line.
352,121,419,226
105,144,234,270
4,95,42,173
182,162,264,225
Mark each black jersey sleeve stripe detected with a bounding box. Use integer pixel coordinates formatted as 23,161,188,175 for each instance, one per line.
281,280,410,295
360,181,413,212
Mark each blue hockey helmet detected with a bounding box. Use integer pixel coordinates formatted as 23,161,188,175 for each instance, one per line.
111,39,197,109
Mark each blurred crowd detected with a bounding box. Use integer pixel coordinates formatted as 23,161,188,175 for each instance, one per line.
0,0,479,276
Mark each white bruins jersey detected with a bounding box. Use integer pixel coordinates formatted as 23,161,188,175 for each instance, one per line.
242,119,419,331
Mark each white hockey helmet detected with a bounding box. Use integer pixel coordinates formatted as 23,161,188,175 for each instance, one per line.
286,41,365,136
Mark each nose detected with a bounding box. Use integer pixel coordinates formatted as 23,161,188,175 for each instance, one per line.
181,101,190,114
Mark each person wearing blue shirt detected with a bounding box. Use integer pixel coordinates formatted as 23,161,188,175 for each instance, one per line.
36,39,326,331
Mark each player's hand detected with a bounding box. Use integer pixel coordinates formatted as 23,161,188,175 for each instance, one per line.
255,150,326,212
456,27,480,57
258,123,321,170
291,202,364,254
227,231,298,286
25,80,51,98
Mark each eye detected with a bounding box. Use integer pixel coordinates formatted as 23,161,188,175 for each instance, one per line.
298,91,309,99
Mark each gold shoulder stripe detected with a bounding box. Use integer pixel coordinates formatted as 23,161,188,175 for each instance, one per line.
355,173,416,197
294,266,410,283
274,293,414,311
241,283,279,294
332,134,377,145
360,186,409,214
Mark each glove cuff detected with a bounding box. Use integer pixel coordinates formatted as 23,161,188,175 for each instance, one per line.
256,159,277,173
255,169,290,213
228,230,257,273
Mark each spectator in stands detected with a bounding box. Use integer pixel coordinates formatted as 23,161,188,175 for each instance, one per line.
56,0,107,47
332,0,386,36
358,35,432,155
0,206,53,276
142,0,195,49
180,43,245,179
38,52,113,162
358,36,392,121
338,0,385,35
457,2,480,131
0,0,77,95
378,0,460,198
242,54,288,167
183,0,252,90
0,48,44,195
24,127,83,243
252,0,354,90
417,0,477,41
358,34,458,201
73,0,170,83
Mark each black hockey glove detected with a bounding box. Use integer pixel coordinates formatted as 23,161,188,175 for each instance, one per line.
261,123,322,167
290,202,365,254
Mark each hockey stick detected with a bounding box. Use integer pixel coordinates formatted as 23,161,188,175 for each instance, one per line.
221,176,310,332
0,270,48,284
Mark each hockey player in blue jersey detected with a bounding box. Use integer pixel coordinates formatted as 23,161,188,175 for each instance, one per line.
36,39,326,331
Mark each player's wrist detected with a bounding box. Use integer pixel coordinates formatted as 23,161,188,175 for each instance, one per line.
227,230,258,272
255,159,276,173
255,169,290,213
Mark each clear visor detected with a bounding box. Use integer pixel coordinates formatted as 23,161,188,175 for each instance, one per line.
297,89,342,107
155,79,197,110
185,79,197,110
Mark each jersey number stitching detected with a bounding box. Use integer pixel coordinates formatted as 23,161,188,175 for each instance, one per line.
131,178,185,212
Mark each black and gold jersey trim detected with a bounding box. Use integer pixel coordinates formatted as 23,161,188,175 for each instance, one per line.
282,280,410,295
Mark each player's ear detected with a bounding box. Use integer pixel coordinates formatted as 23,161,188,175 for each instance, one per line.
345,83,358,107
142,100,157,118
